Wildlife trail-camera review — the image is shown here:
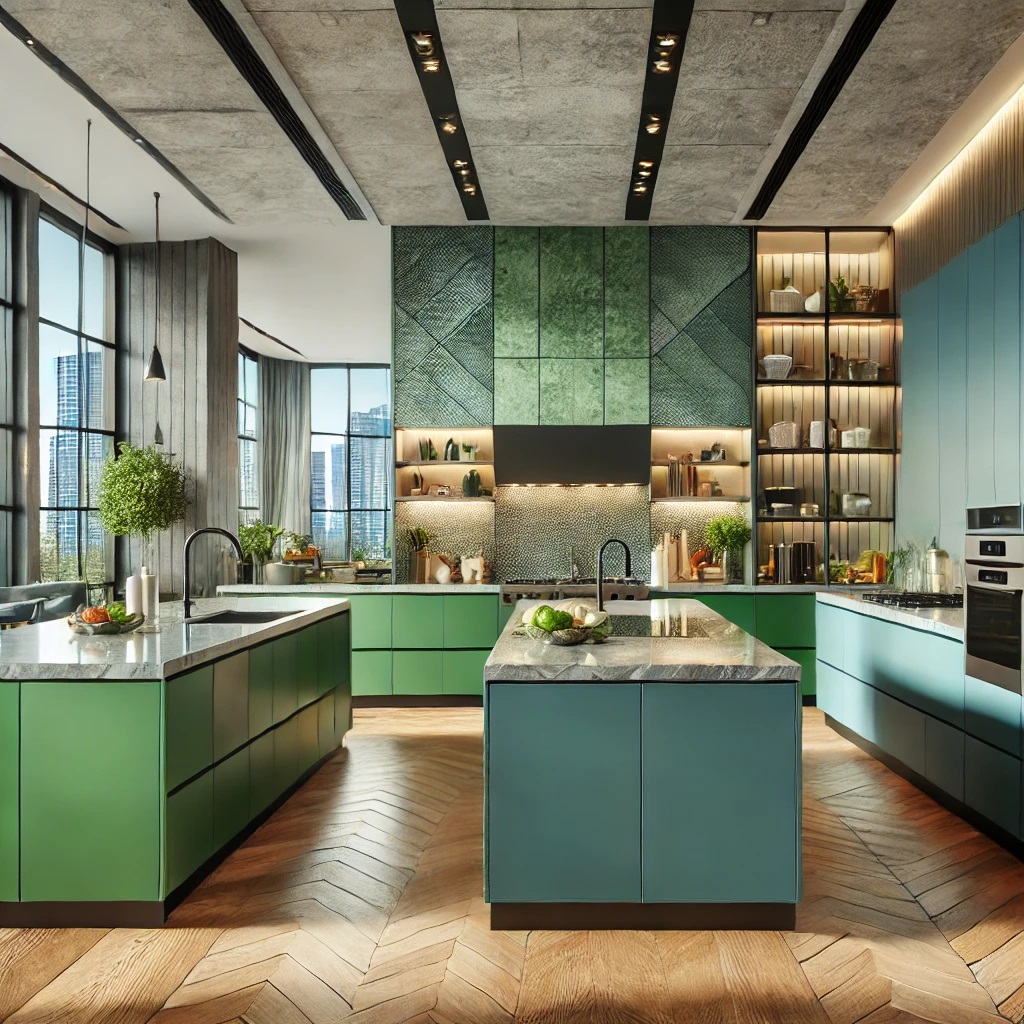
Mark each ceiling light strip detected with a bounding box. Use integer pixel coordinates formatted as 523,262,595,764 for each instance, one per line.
393,0,489,222
185,0,367,221
743,0,898,221
0,7,232,224
624,1,696,220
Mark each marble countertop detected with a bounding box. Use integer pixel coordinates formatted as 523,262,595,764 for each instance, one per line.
220,583,501,595
816,591,964,641
657,583,887,595
486,599,801,683
0,596,350,681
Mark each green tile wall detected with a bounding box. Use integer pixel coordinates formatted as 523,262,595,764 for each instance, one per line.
605,358,650,425
540,357,603,425
540,228,603,359
604,229,650,358
494,357,539,425
494,227,539,358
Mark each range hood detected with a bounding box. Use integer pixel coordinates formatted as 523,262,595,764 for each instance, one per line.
493,426,650,486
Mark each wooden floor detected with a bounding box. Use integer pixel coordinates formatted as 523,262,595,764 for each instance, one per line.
3,708,1024,1023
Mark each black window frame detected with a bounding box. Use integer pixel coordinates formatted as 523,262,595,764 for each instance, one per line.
237,345,259,525
309,363,392,562
0,183,13,587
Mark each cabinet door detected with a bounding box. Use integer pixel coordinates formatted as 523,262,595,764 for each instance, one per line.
873,688,926,777
777,648,815,698
965,736,1021,837
272,632,299,725
392,595,444,648
642,683,800,903
755,595,815,648
0,684,18,901
317,615,350,697
967,233,996,508
486,683,641,902
498,600,517,632
925,716,965,802
965,675,1022,757
166,666,213,791
993,218,1021,507
443,595,499,648
937,251,968,547
213,747,250,851
296,633,318,708
298,705,320,774
443,649,489,695
213,652,249,761
815,602,846,672
693,595,755,634
816,661,846,723
274,717,300,798
249,733,276,819
165,773,213,896
248,642,274,739
352,650,392,696
346,594,393,649
393,650,443,695
318,695,336,759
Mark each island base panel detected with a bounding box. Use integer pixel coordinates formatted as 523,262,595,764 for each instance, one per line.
489,902,796,931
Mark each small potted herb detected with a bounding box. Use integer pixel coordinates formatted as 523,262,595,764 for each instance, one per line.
705,515,752,585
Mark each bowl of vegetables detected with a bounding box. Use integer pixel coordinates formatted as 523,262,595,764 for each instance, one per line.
67,602,145,635
516,602,613,646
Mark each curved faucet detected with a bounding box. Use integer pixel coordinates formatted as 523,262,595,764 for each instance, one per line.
183,527,244,620
596,539,632,612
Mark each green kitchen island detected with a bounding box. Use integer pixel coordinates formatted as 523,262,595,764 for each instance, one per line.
0,595,351,926
484,599,802,930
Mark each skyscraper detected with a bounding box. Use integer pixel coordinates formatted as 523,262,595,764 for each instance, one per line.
310,450,326,509
349,402,391,558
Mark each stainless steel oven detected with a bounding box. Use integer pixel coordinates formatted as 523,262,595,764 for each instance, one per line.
965,508,1024,693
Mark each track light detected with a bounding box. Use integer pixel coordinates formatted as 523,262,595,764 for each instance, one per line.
439,117,458,135
645,114,663,135
410,32,434,55
652,59,671,73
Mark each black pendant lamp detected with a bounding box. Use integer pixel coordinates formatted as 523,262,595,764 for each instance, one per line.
144,191,166,383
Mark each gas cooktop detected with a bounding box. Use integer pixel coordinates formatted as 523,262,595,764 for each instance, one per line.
862,592,964,609
503,577,645,587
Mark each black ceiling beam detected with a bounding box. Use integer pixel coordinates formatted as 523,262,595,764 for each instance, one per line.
393,0,489,222
744,0,898,221
624,0,696,221
186,0,367,221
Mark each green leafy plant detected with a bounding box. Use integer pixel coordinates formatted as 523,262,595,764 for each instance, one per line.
409,527,431,551
351,547,368,562
829,274,854,312
285,532,311,553
705,515,751,554
98,443,188,539
239,519,284,562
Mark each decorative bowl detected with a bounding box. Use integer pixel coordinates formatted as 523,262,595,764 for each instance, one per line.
67,606,146,636
522,624,606,646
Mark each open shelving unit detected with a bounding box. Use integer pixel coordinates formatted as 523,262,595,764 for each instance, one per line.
394,428,495,500
754,228,900,586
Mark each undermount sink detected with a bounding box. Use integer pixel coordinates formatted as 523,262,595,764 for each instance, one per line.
185,610,291,625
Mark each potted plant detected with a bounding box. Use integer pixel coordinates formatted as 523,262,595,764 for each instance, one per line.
409,526,431,584
98,442,189,629
705,515,752,585
239,519,284,585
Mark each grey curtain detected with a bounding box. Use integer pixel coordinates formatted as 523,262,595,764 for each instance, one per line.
260,356,311,536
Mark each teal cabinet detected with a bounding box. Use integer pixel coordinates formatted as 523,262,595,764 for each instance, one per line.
21,682,162,902
248,642,274,739
443,594,498,648
965,737,1021,837
925,716,965,802
443,649,489,695
778,648,815,697
691,595,756,634
392,595,444,649
165,773,213,895
486,683,642,902
213,653,249,761
937,251,968,547
346,594,393,649
166,666,213,791
755,595,815,649
642,684,800,903
815,603,846,672
0,685,18,901
213,747,249,851
965,674,1022,757
352,650,392,696
873,688,926,777
993,217,1021,506
816,660,845,722
393,650,443,695
967,232,997,508
272,633,299,724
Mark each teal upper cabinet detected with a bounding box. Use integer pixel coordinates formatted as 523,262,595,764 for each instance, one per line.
494,227,539,359
650,227,752,427
967,231,997,508
937,252,968,554
993,217,1021,507
540,228,603,359
392,226,494,428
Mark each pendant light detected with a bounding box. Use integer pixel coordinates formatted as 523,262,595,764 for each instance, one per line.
144,191,166,383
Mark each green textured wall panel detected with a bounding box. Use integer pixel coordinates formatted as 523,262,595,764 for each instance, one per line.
651,227,752,427
213,653,249,762
494,358,539,425
0,685,18,901
249,642,274,739
604,359,650,425
443,594,499,648
494,228,539,358
393,650,443,695
604,229,650,357
213,747,249,851
393,226,494,427
540,357,603,425
166,666,213,792
165,773,213,896
539,228,603,358
21,682,161,902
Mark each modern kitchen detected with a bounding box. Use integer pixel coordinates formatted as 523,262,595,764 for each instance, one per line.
2,2,1024,1021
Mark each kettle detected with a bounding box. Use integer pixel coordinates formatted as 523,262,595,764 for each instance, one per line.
925,536,951,594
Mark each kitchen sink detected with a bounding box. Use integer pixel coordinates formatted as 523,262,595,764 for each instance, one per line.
185,610,291,625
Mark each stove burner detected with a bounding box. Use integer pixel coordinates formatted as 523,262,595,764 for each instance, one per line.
504,578,560,586
862,592,963,609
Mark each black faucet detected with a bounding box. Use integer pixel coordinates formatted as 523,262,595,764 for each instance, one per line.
596,539,632,612
183,527,244,620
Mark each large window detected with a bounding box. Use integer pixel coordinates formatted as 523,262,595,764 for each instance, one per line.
37,213,115,597
310,365,392,561
238,347,259,525
0,188,13,586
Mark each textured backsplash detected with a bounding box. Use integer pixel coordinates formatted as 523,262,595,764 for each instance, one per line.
494,485,649,581
649,501,750,568
394,502,495,583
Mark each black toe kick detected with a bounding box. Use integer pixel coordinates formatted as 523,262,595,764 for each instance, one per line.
489,902,796,931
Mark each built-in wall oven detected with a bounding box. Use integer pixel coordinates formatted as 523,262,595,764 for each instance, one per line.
965,505,1024,694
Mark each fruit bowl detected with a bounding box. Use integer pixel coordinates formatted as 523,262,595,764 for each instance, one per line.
523,624,606,646
67,606,146,636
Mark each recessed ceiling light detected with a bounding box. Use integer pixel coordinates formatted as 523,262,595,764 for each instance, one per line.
638,160,654,169
638,169,652,178
410,31,434,55
134,137,145,145
633,184,648,194
439,118,458,134
645,115,663,135
453,159,468,169
459,168,470,177
463,183,477,196
421,58,441,72
656,34,678,49
751,12,771,26
25,37,35,46
652,59,672,74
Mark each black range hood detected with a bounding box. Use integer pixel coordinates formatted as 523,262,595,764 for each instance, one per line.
493,426,650,486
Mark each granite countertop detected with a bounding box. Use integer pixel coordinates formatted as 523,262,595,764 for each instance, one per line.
0,596,350,682
658,583,887,595
485,599,801,683
220,583,502,595
816,591,964,641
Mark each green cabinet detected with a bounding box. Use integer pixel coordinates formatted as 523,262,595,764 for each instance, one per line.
690,595,756,635
443,594,498,648
755,595,815,648
165,773,213,895
274,717,300,799
248,642,274,739
166,666,213,791
642,683,800,903
318,614,351,697
392,595,444,648
249,732,276,818
393,650,443,695
352,650,392,696
965,736,1021,837
213,747,249,851
318,694,336,759
21,682,162,902
272,632,299,724
778,648,815,697
213,653,249,761
0,684,18,901
347,594,393,649
487,683,642,902
443,649,489,695
297,638,318,708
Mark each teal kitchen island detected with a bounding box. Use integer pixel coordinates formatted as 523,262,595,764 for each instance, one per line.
484,599,802,930
0,596,351,926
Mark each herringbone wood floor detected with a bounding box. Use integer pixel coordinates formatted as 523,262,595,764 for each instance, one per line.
2,708,1024,1023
